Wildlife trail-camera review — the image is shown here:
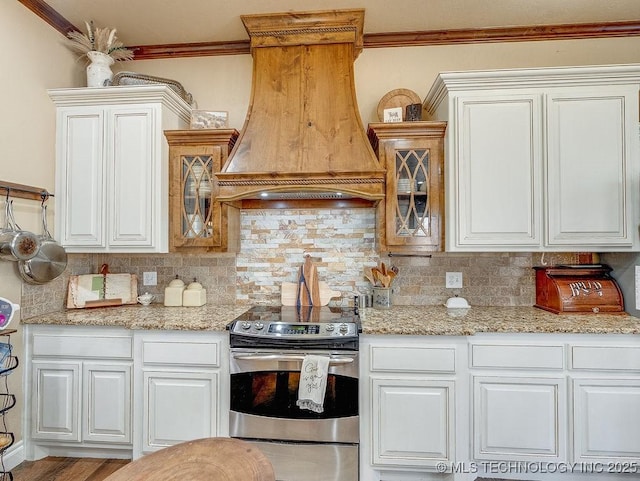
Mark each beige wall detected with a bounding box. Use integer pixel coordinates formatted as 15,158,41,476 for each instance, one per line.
0,0,78,446
121,36,640,130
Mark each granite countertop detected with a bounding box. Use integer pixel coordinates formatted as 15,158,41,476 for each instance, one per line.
360,306,640,335
20,304,640,335
21,304,251,331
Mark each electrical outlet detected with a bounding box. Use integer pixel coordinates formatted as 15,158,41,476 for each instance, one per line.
445,272,463,289
143,272,157,286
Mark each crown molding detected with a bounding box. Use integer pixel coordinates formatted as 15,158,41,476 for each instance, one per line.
19,0,640,60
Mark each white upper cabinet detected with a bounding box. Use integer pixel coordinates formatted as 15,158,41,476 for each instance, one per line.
424,64,640,252
49,86,191,253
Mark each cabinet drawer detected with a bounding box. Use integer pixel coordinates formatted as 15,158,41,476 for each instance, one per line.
370,346,456,373
32,334,132,359
571,346,640,371
142,341,219,367
471,344,564,370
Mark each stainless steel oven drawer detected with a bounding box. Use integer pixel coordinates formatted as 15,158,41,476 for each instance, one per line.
242,439,358,481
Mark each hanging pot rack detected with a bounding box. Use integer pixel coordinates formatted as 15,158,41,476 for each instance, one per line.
0,181,53,202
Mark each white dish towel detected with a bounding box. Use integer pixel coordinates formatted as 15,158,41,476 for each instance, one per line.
297,355,330,413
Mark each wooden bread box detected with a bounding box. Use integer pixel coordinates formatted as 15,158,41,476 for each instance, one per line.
534,265,624,314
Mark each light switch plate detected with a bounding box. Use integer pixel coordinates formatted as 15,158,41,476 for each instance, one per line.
446,272,463,289
143,272,157,286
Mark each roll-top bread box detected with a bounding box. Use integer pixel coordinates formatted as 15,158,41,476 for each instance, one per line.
534,265,624,314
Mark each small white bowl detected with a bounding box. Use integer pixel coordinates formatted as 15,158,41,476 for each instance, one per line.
444,296,470,309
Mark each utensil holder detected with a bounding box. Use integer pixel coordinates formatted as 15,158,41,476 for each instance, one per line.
373,287,392,309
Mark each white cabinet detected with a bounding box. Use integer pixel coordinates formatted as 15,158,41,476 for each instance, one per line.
371,377,454,467
31,361,80,442
473,376,566,460
361,337,461,480
49,86,191,253
133,331,228,459
469,341,567,463
424,64,640,252
83,363,132,444
143,371,217,450
26,326,133,459
570,344,640,463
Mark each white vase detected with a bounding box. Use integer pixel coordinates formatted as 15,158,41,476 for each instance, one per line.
86,51,115,87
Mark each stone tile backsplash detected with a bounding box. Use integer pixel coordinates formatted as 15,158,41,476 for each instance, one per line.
20,207,578,317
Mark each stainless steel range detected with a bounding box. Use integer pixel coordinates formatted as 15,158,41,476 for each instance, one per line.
228,305,360,481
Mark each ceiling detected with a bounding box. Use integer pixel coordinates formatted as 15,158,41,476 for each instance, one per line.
23,0,640,49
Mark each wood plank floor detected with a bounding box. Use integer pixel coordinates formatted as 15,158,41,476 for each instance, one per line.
9,457,518,481
11,457,129,481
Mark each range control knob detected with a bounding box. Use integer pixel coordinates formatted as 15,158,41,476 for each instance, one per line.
241,321,252,330
339,323,349,334
255,322,264,330
325,324,335,332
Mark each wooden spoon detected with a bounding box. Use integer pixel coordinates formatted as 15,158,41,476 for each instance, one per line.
364,268,376,286
387,271,397,285
371,267,383,286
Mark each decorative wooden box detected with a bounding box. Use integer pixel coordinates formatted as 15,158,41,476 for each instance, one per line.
534,265,624,314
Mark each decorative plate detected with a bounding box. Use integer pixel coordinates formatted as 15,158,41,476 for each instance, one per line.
377,88,422,121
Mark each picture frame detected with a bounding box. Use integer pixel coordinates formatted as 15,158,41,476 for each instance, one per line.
383,107,403,123
190,110,229,129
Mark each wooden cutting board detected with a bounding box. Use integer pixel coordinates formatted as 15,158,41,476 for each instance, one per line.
66,273,138,309
297,256,321,306
281,282,341,306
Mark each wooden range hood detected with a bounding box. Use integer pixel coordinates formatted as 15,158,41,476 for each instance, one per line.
215,9,386,203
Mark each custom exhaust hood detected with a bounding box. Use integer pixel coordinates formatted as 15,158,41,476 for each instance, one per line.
215,9,386,203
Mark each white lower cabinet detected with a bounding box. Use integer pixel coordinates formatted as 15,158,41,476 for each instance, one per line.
133,330,228,459
142,370,217,451
470,341,567,462
572,378,640,462
361,336,461,481
570,344,640,464
372,377,454,466
25,325,640,480
83,363,132,444
32,361,131,444
472,375,566,460
31,361,80,443
26,326,133,459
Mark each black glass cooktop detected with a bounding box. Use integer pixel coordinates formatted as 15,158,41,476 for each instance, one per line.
231,305,360,325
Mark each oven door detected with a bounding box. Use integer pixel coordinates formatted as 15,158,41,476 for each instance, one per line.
229,348,359,444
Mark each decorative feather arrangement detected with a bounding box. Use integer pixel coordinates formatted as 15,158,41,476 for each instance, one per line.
66,21,134,61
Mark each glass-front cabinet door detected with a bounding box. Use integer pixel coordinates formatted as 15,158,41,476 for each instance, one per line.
165,129,240,252
368,122,446,253
178,148,222,247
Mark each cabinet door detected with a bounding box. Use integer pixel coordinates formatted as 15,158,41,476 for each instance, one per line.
169,145,223,249
31,361,81,442
142,370,217,454
385,139,442,249
473,376,566,461
546,87,639,247
83,362,132,444
450,94,542,250
55,107,105,249
573,378,640,462
107,106,157,249
371,377,454,468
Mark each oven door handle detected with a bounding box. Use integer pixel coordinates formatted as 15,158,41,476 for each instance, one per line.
231,353,356,365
